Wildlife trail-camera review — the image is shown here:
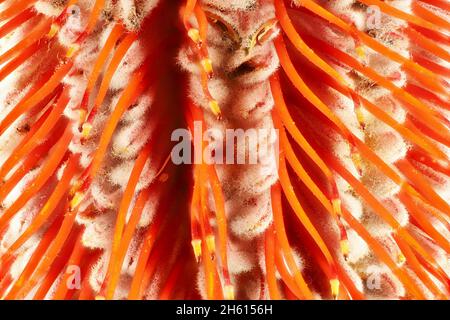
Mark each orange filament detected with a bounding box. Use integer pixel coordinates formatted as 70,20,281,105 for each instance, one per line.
4,214,63,300
274,111,349,256
399,191,450,254
298,34,450,143
1,153,80,265
412,25,450,46
88,60,149,180
396,159,450,216
324,152,447,274
105,187,154,299
0,40,45,81
104,143,152,299
0,90,70,180
394,233,447,299
0,0,37,21
341,208,426,299
275,37,449,217
0,126,72,233
86,32,138,126
182,0,197,29
16,196,83,299
414,251,450,292
271,183,314,299
411,1,450,31
0,119,60,202
264,226,282,300
188,100,232,297
270,75,335,183
299,55,448,162
80,23,124,117
295,1,448,95
33,229,80,300
206,165,233,298
275,0,348,87
182,3,222,118
273,241,305,299
0,61,74,136
201,238,224,299
0,7,36,39
420,0,450,11
84,0,107,35
413,54,450,78
52,233,86,300
409,148,450,178
198,164,216,259
15,195,85,297
128,210,165,299
190,166,203,263
403,27,450,62
356,0,442,31
137,222,185,300
278,154,341,295
0,17,52,65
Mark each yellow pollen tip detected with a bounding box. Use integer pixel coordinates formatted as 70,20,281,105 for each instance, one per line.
355,46,366,60
224,284,235,300
81,123,92,139
332,198,342,216
340,239,350,258
356,108,365,127
77,109,87,123
47,24,59,38
351,152,363,174
95,296,105,300
330,279,340,300
398,253,406,265
201,58,213,74
209,100,221,118
66,44,80,58
191,239,202,262
188,28,200,44
205,235,215,253
70,191,84,210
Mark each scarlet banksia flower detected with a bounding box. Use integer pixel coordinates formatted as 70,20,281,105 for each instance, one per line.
0,0,448,300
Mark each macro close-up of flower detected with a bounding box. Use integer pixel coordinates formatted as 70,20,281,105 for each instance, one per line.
0,0,449,301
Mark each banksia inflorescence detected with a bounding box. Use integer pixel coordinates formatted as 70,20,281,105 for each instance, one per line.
0,0,448,300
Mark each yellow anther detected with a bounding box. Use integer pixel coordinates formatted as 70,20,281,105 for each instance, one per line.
224,284,235,300
355,46,366,60
398,253,406,265
66,44,80,58
47,24,59,38
81,122,92,139
70,191,84,210
205,234,216,253
332,198,342,217
77,109,87,124
330,278,340,300
340,239,350,258
95,296,105,300
188,28,201,44
355,107,365,128
69,180,82,197
208,100,221,118
351,151,363,175
201,58,213,75
191,239,202,262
